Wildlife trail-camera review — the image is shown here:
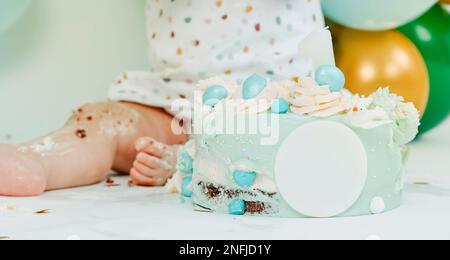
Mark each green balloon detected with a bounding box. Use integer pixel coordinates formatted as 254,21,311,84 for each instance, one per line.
399,4,450,134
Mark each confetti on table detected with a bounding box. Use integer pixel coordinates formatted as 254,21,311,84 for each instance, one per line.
34,209,50,215
414,182,430,186
105,178,120,187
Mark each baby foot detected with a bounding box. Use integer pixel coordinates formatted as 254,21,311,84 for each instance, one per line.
0,144,47,196
130,137,180,187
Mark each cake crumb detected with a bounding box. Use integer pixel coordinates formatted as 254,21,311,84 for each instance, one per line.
206,184,221,198
75,129,87,139
245,201,266,214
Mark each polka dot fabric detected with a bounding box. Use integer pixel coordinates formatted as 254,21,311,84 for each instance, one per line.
108,0,324,115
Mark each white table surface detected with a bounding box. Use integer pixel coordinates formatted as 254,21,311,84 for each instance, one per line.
1,120,449,240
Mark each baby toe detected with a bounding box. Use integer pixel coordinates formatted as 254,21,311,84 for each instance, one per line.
136,152,160,169
133,161,156,177
135,137,169,158
130,168,158,186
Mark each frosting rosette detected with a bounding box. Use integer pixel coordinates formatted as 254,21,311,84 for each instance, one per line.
392,101,421,145
346,97,393,129
368,88,420,145
288,77,355,117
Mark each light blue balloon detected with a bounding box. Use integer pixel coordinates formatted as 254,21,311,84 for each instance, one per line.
315,65,346,92
0,0,31,34
271,99,289,114
203,85,228,107
233,170,257,188
242,75,267,100
176,150,193,174
322,0,437,31
181,176,193,198
228,199,246,215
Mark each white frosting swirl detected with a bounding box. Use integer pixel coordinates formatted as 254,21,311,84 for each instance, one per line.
197,78,296,114
288,77,354,117
232,79,289,114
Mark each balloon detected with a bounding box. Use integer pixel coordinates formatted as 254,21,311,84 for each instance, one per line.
444,4,450,14
334,29,429,115
399,4,450,133
322,0,437,31
0,0,31,34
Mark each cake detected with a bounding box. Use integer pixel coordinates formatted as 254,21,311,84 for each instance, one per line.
168,66,420,218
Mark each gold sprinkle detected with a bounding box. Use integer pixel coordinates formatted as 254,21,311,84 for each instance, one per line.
224,69,232,75
123,72,128,80
215,0,222,7
176,48,183,56
34,209,50,215
243,46,249,53
293,76,300,83
194,209,212,213
245,5,254,13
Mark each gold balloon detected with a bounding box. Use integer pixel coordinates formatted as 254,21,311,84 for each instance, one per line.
334,29,430,115
440,0,450,4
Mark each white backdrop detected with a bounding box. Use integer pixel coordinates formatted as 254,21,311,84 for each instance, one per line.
0,0,148,143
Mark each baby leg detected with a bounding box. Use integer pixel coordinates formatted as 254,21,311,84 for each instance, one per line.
0,101,187,196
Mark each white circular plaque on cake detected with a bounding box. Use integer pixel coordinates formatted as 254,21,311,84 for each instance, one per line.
275,121,368,218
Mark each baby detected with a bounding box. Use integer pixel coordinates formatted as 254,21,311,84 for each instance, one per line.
0,0,324,196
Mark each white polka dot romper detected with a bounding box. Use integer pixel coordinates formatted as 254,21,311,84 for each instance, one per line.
108,0,325,115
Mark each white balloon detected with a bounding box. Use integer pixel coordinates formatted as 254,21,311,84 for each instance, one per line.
322,0,437,31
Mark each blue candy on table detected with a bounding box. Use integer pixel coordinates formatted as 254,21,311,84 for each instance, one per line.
177,150,193,174
233,170,257,188
203,85,229,107
314,65,346,92
228,199,246,215
271,99,289,114
242,75,268,99
181,176,193,198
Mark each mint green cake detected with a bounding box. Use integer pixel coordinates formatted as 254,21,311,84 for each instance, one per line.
170,67,420,218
